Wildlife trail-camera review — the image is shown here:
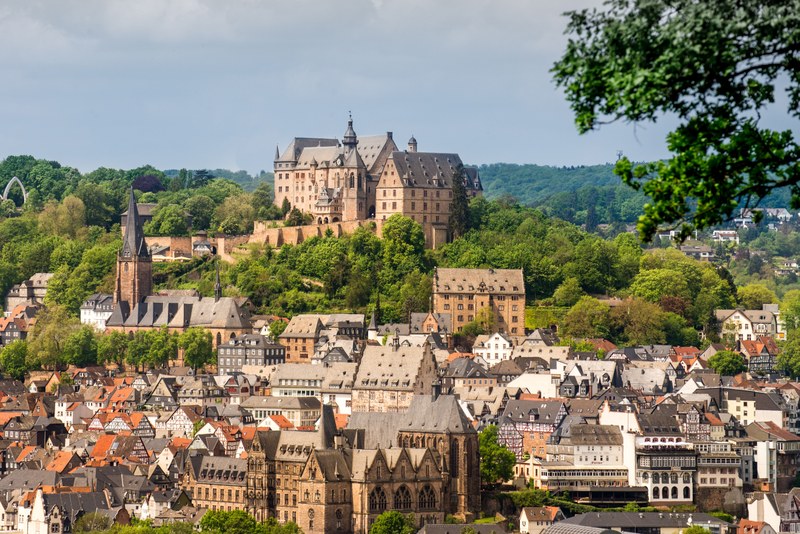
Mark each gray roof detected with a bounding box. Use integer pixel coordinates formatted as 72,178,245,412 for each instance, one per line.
500,399,565,424
557,512,731,530
354,343,433,390
188,455,247,486
348,394,475,449
434,268,523,295
107,294,251,329
389,151,481,192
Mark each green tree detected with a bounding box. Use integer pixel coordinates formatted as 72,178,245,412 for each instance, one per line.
179,327,214,371
0,340,28,380
27,305,79,370
553,0,800,240
779,337,800,378
552,277,585,307
708,350,747,376
629,269,691,304
381,215,425,286
562,296,611,339
73,512,110,533
269,320,287,340
281,197,291,217
97,331,130,367
610,297,666,345
449,164,469,240
126,331,153,372
62,325,98,367
184,195,216,231
200,510,257,534
737,284,778,310
479,424,515,485
782,289,800,333
146,327,179,368
144,204,189,236
284,208,304,227
369,511,415,534
683,526,711,534
215,193,256,235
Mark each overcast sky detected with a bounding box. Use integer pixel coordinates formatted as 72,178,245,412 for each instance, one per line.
0,0,686,174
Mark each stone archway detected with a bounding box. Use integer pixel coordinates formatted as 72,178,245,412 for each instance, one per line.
1,176,27,204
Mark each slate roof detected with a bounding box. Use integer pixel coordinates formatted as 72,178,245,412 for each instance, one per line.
107,294,250,329
389,152,481,192
434,268,523,295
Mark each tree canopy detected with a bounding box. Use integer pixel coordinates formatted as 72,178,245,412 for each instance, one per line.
478,424,516,485
553,0,800,240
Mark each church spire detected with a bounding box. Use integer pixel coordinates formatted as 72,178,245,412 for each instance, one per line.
342,113,358,152
214,261,222,302
121,187,148,259
274,145,280,161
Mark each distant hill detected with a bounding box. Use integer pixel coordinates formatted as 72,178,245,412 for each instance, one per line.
163,168,273,192
476,163,648,226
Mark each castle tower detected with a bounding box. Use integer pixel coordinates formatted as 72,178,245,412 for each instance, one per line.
114,188,152,306
342,113,358,155
407,135,417,153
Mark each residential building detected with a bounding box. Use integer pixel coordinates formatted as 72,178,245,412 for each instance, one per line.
217,334,285,375
4,273,53,312
432,268,525,335
182,456,247,512
80,293,114,331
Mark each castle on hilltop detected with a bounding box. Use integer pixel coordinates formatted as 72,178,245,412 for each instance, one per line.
273,117,482,247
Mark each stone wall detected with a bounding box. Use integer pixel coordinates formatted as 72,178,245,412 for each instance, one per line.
249,220,379,248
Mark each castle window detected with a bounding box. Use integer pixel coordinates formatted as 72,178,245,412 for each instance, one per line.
418,485,436,510
394,486,412,510
369,487,387,512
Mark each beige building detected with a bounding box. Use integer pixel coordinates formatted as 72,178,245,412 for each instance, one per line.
279,315,324,363
273,117,481,247
351,339,438,413
433,268,525,335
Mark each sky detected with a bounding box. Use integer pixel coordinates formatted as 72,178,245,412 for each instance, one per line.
0,0,687,174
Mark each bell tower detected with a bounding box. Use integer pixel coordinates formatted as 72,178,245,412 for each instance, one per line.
114,188,153,306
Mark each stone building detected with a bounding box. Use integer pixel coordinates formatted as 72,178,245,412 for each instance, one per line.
273,117,481,247
350,338,438,413
246,397,480,534
4,273,53,312
106,189,251,346
432,268,525,335
182,455,247,512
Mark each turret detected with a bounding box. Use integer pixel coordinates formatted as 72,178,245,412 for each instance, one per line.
343,114,358,153
407,135,417,153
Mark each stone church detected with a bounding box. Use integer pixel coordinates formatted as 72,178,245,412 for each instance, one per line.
246,395,480,534
105,189,251,346
273,117,482,247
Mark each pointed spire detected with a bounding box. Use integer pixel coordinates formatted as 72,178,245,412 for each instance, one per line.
274,145,280,161
121,187,148,259
317,403,336,450
368,310,377,332
214,261,222,302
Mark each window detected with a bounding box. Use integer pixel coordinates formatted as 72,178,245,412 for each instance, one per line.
369,487,387,512
419,485,436,510
394,486,412,510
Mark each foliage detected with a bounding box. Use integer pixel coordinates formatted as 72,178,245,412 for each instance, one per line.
179,328,214,370
553,0,800,240
0,340,28,380
479,425,516,485
74,512,111,533
144,205,189,236
268,320,287,339
449,164,470,240
97,331,130,367
27,305,80,370
552,277,584,307
369,511,415,534
737,283,778,310
562,296,611,339
708,350,748,376
62,325,99,368
708,511,734,524
683,527,711,534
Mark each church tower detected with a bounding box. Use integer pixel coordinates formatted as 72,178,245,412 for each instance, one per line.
114,188,152,306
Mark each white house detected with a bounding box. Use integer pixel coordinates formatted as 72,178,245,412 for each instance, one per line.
79,293,114,332
473,332,515,365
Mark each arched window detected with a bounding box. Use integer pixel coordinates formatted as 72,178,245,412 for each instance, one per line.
450,441,460,477
419,485,436,510
216,333,222,346
683,486,690,499
683,473,691,484
335,509,343,530
670,473,678,484
652,487,659,499
394,486,411,510
369,487,387,513
662,486,669,499
642,472,649,481
671,486,678,499
661,473,669,484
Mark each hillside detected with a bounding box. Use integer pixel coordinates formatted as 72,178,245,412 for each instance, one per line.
477,163,648,226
